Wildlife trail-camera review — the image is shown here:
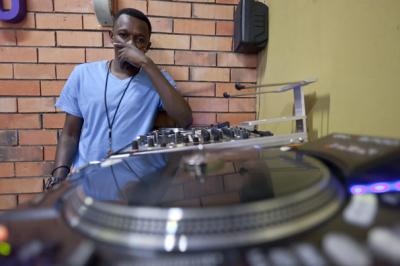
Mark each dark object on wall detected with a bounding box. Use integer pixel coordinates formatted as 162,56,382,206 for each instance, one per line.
233,0,269,53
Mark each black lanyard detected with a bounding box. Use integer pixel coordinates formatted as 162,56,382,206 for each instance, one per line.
104,60,135,154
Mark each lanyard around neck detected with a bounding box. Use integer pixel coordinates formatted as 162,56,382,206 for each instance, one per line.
104,60,135,153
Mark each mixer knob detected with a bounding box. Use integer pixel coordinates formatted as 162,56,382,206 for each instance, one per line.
212,133,220,142
183,135,190,144
159,135,167,147
201,129,211,143
131,140,139,150
240,129,250,139
147,136,154,147
192,136,199,145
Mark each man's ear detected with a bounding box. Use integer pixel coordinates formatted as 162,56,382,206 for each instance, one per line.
108,30,114,43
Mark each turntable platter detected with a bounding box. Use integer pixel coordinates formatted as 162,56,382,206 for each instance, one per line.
62,147,344,252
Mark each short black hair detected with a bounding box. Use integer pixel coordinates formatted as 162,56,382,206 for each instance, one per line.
113,8,152,34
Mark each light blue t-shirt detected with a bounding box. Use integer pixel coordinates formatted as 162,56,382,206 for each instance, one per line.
56,60,176,168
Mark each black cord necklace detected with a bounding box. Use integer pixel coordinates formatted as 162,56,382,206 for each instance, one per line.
104,60,135,155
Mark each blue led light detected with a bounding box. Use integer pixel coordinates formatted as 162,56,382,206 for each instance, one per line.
349,179,400,194
350,185,367,194
370,183,390,193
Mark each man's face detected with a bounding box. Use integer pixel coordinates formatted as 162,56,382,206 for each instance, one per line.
111,14,151,52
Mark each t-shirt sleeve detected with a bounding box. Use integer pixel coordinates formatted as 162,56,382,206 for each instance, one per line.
158,69,177,110
55,66,83,117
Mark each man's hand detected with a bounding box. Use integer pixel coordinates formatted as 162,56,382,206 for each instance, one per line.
113,42,149,68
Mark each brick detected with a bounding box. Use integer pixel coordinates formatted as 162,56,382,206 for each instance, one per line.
231,68,257,83
215,82,255,97
43,113,65,129
39,48,85,63
148,1,191,18
229,98,256,112
174,19,215,35
218,53,257,67
201,192,240,207
0,178,43,193
57,31,102,47
0,114,40,129
41,81,65,96
117,0,147,13
0,195,17,210
103,32,113,47
151,34,190,50
44,146,57,161
14,64,56,79
0,64,13,78
191,36,232,51
15,161,54,177
216,21,234,36
0,130,17,145
190,67,230,82
224,173,245,192
54,0,93,13
163,198,201,208
0,80,40,96
216,0,239,4
86,48,114,62
189,97,228,112
149,17,172,33
175,51,216,66
193,4,234,20
162,66,189,81
0,30,16,45
56,64,77,79
0,47,37,63
0,162,14,177
161,185,184,202
18,97,55,113
83,14,104,30
183,176,223,198
18,194,40,205
16,30,55,46
0,146,43,161
19,130,57,145
143,50,172,65
27,0,53,11
0,97,17,112
0,13,35,29
176,82,215,96
36,14,82,30
217,112,256,125
192,112,216,126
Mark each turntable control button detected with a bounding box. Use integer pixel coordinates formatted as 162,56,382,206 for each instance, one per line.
379,192,400,207
343,194,377,228
292,243,328,266
268,247,298,266
368,227,400,264
246,248,270,266
322,232,372,266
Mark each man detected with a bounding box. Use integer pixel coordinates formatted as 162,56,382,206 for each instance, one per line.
45,8,192,189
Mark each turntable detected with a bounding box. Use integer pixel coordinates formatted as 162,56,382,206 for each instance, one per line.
1,133,400,266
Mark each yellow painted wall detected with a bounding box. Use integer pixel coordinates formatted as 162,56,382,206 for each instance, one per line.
257,0,400,140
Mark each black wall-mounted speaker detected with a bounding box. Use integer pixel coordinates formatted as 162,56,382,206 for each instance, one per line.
233,0,269,54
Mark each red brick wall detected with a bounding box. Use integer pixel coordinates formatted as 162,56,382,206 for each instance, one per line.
0,0,257,209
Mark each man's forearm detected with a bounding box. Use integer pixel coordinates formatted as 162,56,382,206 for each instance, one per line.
52,133,80,179
142,59,193,128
